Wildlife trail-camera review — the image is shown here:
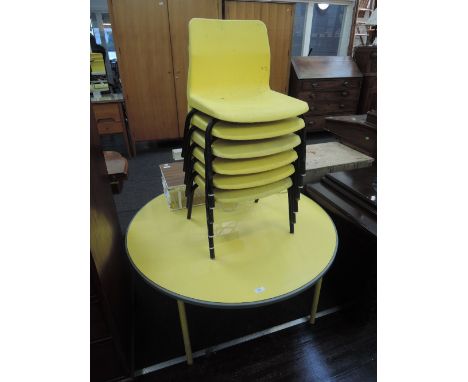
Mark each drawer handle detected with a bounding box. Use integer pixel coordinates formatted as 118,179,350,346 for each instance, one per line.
341,91,349,97
343,81,350,87
312,83,319,88
365,136,370,140
309,105,315,111
339,104,345,108
308,120,315,125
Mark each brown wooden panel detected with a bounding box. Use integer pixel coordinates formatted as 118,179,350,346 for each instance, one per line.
97,121,125,135
306,99,359,116
93,103,122,122
302,78,362,91
297,88,360,103
90,107,132,377
292,56,362,80
109,0,179,141
168,0,221,137
225,1,294,94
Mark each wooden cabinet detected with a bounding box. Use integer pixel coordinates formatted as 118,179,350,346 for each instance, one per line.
224,0,295,94
92,100,134,157
109,0,221,143
353,45,377,113
167,0,222,137
289,56,363,132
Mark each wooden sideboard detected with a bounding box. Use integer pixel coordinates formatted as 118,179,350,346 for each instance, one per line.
289,56,363,132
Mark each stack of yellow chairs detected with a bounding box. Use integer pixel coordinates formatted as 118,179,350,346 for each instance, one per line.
182,19,309,259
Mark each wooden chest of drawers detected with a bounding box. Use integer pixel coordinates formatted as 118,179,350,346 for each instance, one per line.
289,56,363,132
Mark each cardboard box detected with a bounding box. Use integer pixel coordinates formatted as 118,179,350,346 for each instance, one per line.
159,162,204,210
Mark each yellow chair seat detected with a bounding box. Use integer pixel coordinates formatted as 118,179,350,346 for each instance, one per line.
191,130,301,159
189,90,309,123
194,175,292,204
191,113,304,140
193,161,294,190
193,147,298,175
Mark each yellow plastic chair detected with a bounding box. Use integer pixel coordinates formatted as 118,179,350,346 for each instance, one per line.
194,175,293,204
90,52,106,75
187,18,309,123
192,113,305,141
193,146,298,175
193,161,294,190
190,129,301,159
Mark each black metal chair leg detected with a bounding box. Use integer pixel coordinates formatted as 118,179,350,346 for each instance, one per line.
182,109,198,158
187,184,198,220
184,144,197,189
183,126,197,173
288,188,294,234
204,118,218,259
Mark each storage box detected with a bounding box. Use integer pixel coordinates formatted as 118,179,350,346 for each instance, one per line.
159,162,205,210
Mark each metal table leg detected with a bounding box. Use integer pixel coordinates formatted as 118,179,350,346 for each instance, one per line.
177,300,193,365
309,277,323,324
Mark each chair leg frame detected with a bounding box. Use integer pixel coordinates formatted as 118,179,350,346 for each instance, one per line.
183,111,306,258
182,109,198,159
204,118,218,260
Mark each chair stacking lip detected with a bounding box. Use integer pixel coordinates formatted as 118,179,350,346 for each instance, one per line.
193,161,295,190
192,113,305,140
191,129,301,159
193,147,298,175
183,18,309,259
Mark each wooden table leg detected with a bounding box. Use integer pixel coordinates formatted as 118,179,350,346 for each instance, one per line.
122,130,132,158
309,277,323,324
177,300,193,365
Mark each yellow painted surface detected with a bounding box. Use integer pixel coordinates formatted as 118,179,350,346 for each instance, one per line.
126,193,337,305
191,129,300,159
187,18,308,122
193,161,294,190
194,175,292,204
192,113,304,140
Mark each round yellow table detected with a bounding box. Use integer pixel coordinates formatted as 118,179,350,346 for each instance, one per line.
126,192,338,364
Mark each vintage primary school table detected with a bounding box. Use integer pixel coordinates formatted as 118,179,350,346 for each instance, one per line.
126,192,338,364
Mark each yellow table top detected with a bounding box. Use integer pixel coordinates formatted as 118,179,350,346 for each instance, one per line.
126,193,337,308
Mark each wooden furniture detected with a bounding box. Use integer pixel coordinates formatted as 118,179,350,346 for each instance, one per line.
109,0,221,142
353,45,377,113
91,94,135,157
104,151,129,194
305,166,376,318
306,167,376,237
289,56,363,132
325,111,377,158
91,109,132,381
224,1,295,94
126,192,337,364
304,141,374,184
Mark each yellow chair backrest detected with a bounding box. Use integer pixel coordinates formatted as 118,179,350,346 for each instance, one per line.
90,52,106,75
188,18,271,98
